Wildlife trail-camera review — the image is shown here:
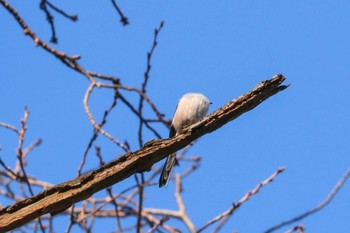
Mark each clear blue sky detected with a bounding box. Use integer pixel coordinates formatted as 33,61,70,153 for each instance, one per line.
1,1,350,232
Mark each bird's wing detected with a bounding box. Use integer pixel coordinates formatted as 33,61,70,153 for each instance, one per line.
169,124,176,137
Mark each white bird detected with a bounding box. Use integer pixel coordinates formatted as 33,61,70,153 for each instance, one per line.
159,93,211,187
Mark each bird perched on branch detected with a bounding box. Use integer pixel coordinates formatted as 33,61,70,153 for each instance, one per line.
159,93,211,187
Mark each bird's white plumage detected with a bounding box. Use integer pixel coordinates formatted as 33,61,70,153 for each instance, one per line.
171,93,211,134
159,93,211,187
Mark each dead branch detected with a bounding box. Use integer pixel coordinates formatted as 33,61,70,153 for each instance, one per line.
111,0,129,25
284,225,305,233
198,167,286,232
174,175,196,232
0,122,19,134
265,167,350,233
145,175,197,232
39,0,77,43
0,74,288,232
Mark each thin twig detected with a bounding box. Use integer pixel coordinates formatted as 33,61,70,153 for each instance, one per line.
78,88,119,176
284,225,305,233
65,204,76,232
142,21,164,93
265,167,350,233
0,122,19,134
119,93,163,139
16,108,35,196
145,216,169,233
198,167,286,233
88,71,120,83
22,139,42,158
0,0,91,81
174,174,196,233
98,83,167,124
39,0,58,43
135,174,145,233
111,0,129,25
46,1,77,21
39,0,77,43
138,21,164,147
83,83,130,152
15,108,46,232
95,146,123,232
0,159,20,181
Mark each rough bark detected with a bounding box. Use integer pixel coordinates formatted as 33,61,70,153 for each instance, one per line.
0,74,288,232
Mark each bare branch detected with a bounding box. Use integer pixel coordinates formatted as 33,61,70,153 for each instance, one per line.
174,175,196,233
0,75,287,232
46,1,78,21
198,167,286,232
39,0,58,43
145,216,169,233
1,0,80,61
0,122,19,134
138,21,165,146
284,225,305,233
118,93,163,139
15,107,45,232
95,147,123,232
22,139,42,158
78,89,119,176
111,0,129,25
0,2,295,232
265,167,350,233
135,174,145,233
83,83,130,152
39,0,77,43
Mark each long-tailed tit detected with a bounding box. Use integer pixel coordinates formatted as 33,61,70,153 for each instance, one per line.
159,93,211,187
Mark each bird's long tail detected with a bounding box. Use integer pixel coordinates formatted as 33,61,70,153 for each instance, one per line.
159,153,176,187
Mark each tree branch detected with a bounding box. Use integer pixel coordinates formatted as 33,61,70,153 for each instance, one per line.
198,167,286,232
0,74,288,232
264,167,350,233
111,0,129,26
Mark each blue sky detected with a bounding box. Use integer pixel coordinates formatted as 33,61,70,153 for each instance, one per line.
1,1,350,232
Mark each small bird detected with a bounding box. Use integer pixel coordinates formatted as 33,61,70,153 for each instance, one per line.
159,93,211,187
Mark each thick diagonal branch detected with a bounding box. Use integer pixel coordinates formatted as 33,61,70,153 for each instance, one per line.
0,74,288,232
